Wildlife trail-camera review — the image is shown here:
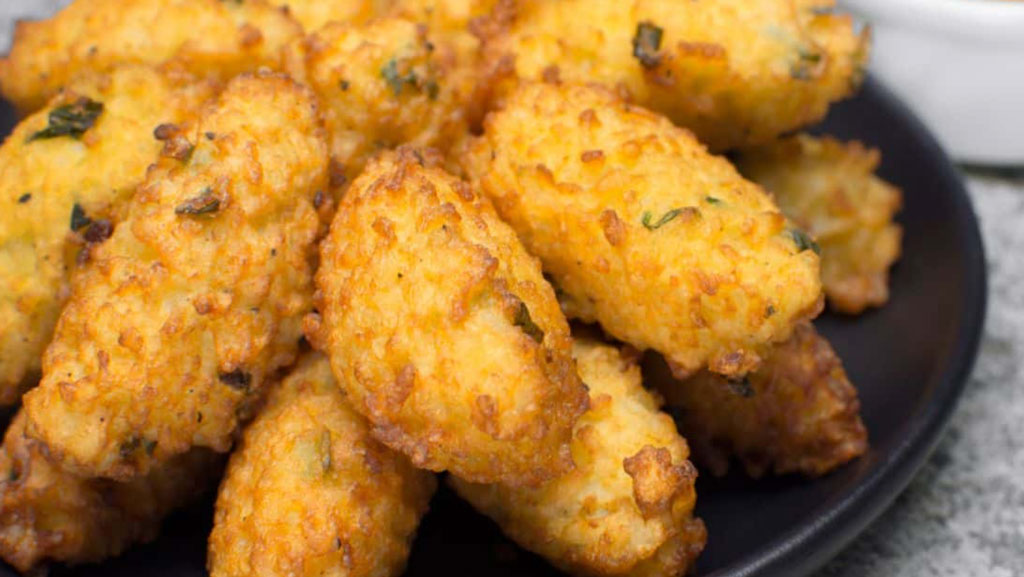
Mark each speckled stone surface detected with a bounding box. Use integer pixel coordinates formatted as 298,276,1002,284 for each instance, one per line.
1,2,1022,575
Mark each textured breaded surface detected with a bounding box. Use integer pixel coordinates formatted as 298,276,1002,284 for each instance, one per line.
0,67,218,406
462,82,823,379
22,72,328,480
0,411,220,572
451,338,706,577
736,134,903,314
653,323,867,478
310,149,588,486
208,354,436,577
479,0,868,151
278,0,390,31
284,17,476,188
0,0,302,113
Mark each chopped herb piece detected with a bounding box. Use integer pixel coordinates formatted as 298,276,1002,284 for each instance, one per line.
788,228,821,255
727,378,755,398
219,369,252,391
339,80,350,91
705,196,721,205
790,48,822,80
119,436,141,459
632,21,664,69
765,304,776,317
382,59,414,96
28,97,104,142
641,208,682,230
83,219,113,243
205,132,216,140
17,193,31,204
70,203,93,231
425,80,440,100
175,188,221,217
143,439,158,456
513,300,544,343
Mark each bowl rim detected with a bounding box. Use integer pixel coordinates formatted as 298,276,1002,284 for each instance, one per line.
701,75,989,577
842,0,1024,45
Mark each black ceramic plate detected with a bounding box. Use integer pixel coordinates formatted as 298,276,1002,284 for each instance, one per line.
0,76,986,577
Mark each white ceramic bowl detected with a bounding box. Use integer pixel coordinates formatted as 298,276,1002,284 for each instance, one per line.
841,0,1024,165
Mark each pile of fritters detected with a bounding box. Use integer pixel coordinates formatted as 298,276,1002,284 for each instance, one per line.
0,0,900,575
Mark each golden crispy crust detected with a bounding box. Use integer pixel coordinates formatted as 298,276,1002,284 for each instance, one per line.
476,0,869,151
22,72,328,480
653,323,867,478
450,338,705,577
283,16,477,188
277,0,390,31
461,82,823,379
736,134,903,315
0,66,219,406
310,148,588,486
0,0,302,113
0,412,221,572
208,354,436,577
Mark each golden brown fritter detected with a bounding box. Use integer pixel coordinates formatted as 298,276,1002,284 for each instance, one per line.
461,82,823,380
277,0,391,31
736,134,903,315
0,411,221,573
22,72,328,481
0,0,302,113
0,66,219,406
283,16,477,188
651,323,868,478
309,148,588,486
208,353,436,577
477,0,868,151
451,338,706,577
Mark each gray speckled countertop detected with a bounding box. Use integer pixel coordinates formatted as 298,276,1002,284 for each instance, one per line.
2,2,1022,575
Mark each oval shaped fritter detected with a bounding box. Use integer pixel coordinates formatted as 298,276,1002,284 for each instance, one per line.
451,337,706,577
310,148,588,486
208,353,436,577
461,82,823,379
22,72,328,480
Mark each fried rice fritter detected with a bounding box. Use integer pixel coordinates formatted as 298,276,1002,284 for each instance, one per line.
283,16,477,188
208,353,436,577
736,134,903,314
22,72,328,481
451,338,706,577
0,411,221,573
309,148,589,486
651,322,867,478
461,82,823,379
0,0,302,113
0,66,219,406
476,0,869,152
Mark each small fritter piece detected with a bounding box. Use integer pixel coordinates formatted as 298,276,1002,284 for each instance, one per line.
0,66,218,406
451,338,706,577
651,323,867,478
479,0,868,151
309,148,588,486
278,0,390,31
283,16,476,188
0,0,302,113
736,134,903,314
0,411,221,573
22,72,328,481
208,353,436,577
462,82,823,379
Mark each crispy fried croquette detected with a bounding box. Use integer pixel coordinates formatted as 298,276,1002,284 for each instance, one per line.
0,66,219,406
22,72,328,480
309,148,588,486
0,0,303,113
283,16,476,188
208,353,436,577
736,134,903,314
0,411,221,572
477,0,868,151
461,82,823,379
450,338,706,577
651,322,868,478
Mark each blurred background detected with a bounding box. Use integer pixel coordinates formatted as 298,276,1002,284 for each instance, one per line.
0,2,1021,577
